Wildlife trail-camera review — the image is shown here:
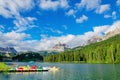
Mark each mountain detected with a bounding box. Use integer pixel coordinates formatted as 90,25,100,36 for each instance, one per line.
85,27,120,45
49,42,69,52
103,27,120,40
44,34,120,63
87,36,102,44
0,47,17,56
7,47,17,55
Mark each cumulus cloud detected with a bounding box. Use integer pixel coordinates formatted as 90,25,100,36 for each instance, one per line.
104,11,117,19
93,25,109,34
39,0,69,10
0,31,30,49
36,24,110,49
117,0,120,6
0,25,5,32
13,17,37,32
1,21,120,51
112,11,117,19
76,0,110,14
76,15,88,23
76,0,101,10
105,21,120,34
3,31,30,40
0,0,34,18
104,15,111,18
0,0,37,32
36,34,74,50
0,32,74,51
66,9,76,17
45,27,63,34
0,0,119,52
96,4,110,14
62,25,68,30
31,21,120,51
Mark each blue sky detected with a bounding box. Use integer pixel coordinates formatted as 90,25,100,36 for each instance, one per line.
0,0,120,51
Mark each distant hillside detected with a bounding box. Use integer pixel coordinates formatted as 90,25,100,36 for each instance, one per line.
0,47,17,56
38,51,58,56
44,34,120,63
13,52,43,62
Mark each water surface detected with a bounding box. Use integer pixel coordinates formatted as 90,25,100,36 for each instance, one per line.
0,62,120,80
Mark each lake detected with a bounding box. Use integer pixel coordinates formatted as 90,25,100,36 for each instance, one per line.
0,62,120,80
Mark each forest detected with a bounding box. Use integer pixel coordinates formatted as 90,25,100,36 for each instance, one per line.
44,34,120,64
12,52,43,62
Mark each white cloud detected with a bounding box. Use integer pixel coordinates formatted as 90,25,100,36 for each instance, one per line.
0,0,36,33
76,15,88,23
1,21,120,51
27,17,37,21
0,31,31,50
96,4,110,14
66,9,76,17
40,34,48,39
76,0,111,15
15,40,39,51
104,15,111,18
39,0,69,10
105,21,120,34
0,25,5,32
0,0,34,18
76,0,101,10
112,11,117,19
32,21,120,50
13,16,37,32
104,11,117,19
40,25,109,49
3,31,30,40
46,27,63,34
60,0,69,8
36,34,74,50
93,25,110,34
117,0,120,6
62,25,68,30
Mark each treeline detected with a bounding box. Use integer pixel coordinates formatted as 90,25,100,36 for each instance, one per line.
44,34,120,63
13,52,43,62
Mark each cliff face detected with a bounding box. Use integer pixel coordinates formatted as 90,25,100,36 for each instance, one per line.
0,47,17,55
103,27,120,40
49,42,69,52
87,36,102,44
86,27,120,45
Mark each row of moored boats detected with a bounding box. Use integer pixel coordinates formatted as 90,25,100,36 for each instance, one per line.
7,65,59,72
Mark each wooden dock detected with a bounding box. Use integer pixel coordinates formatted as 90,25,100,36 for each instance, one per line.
0,69,49,72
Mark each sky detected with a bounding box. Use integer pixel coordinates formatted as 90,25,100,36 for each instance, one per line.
0,0,120,51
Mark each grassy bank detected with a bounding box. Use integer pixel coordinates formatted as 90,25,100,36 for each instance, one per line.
0,62,9,72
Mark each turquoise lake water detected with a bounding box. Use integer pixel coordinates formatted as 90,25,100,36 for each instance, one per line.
0,62,120,80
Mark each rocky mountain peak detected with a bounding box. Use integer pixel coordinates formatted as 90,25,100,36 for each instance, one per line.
103,27,120,40
0,47,17,55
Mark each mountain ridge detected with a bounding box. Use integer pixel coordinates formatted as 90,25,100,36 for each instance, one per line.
0,47,17,56
44,34,120,63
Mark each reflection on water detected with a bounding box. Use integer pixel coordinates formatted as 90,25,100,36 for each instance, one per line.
2,72,49,80
0,63,120,80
